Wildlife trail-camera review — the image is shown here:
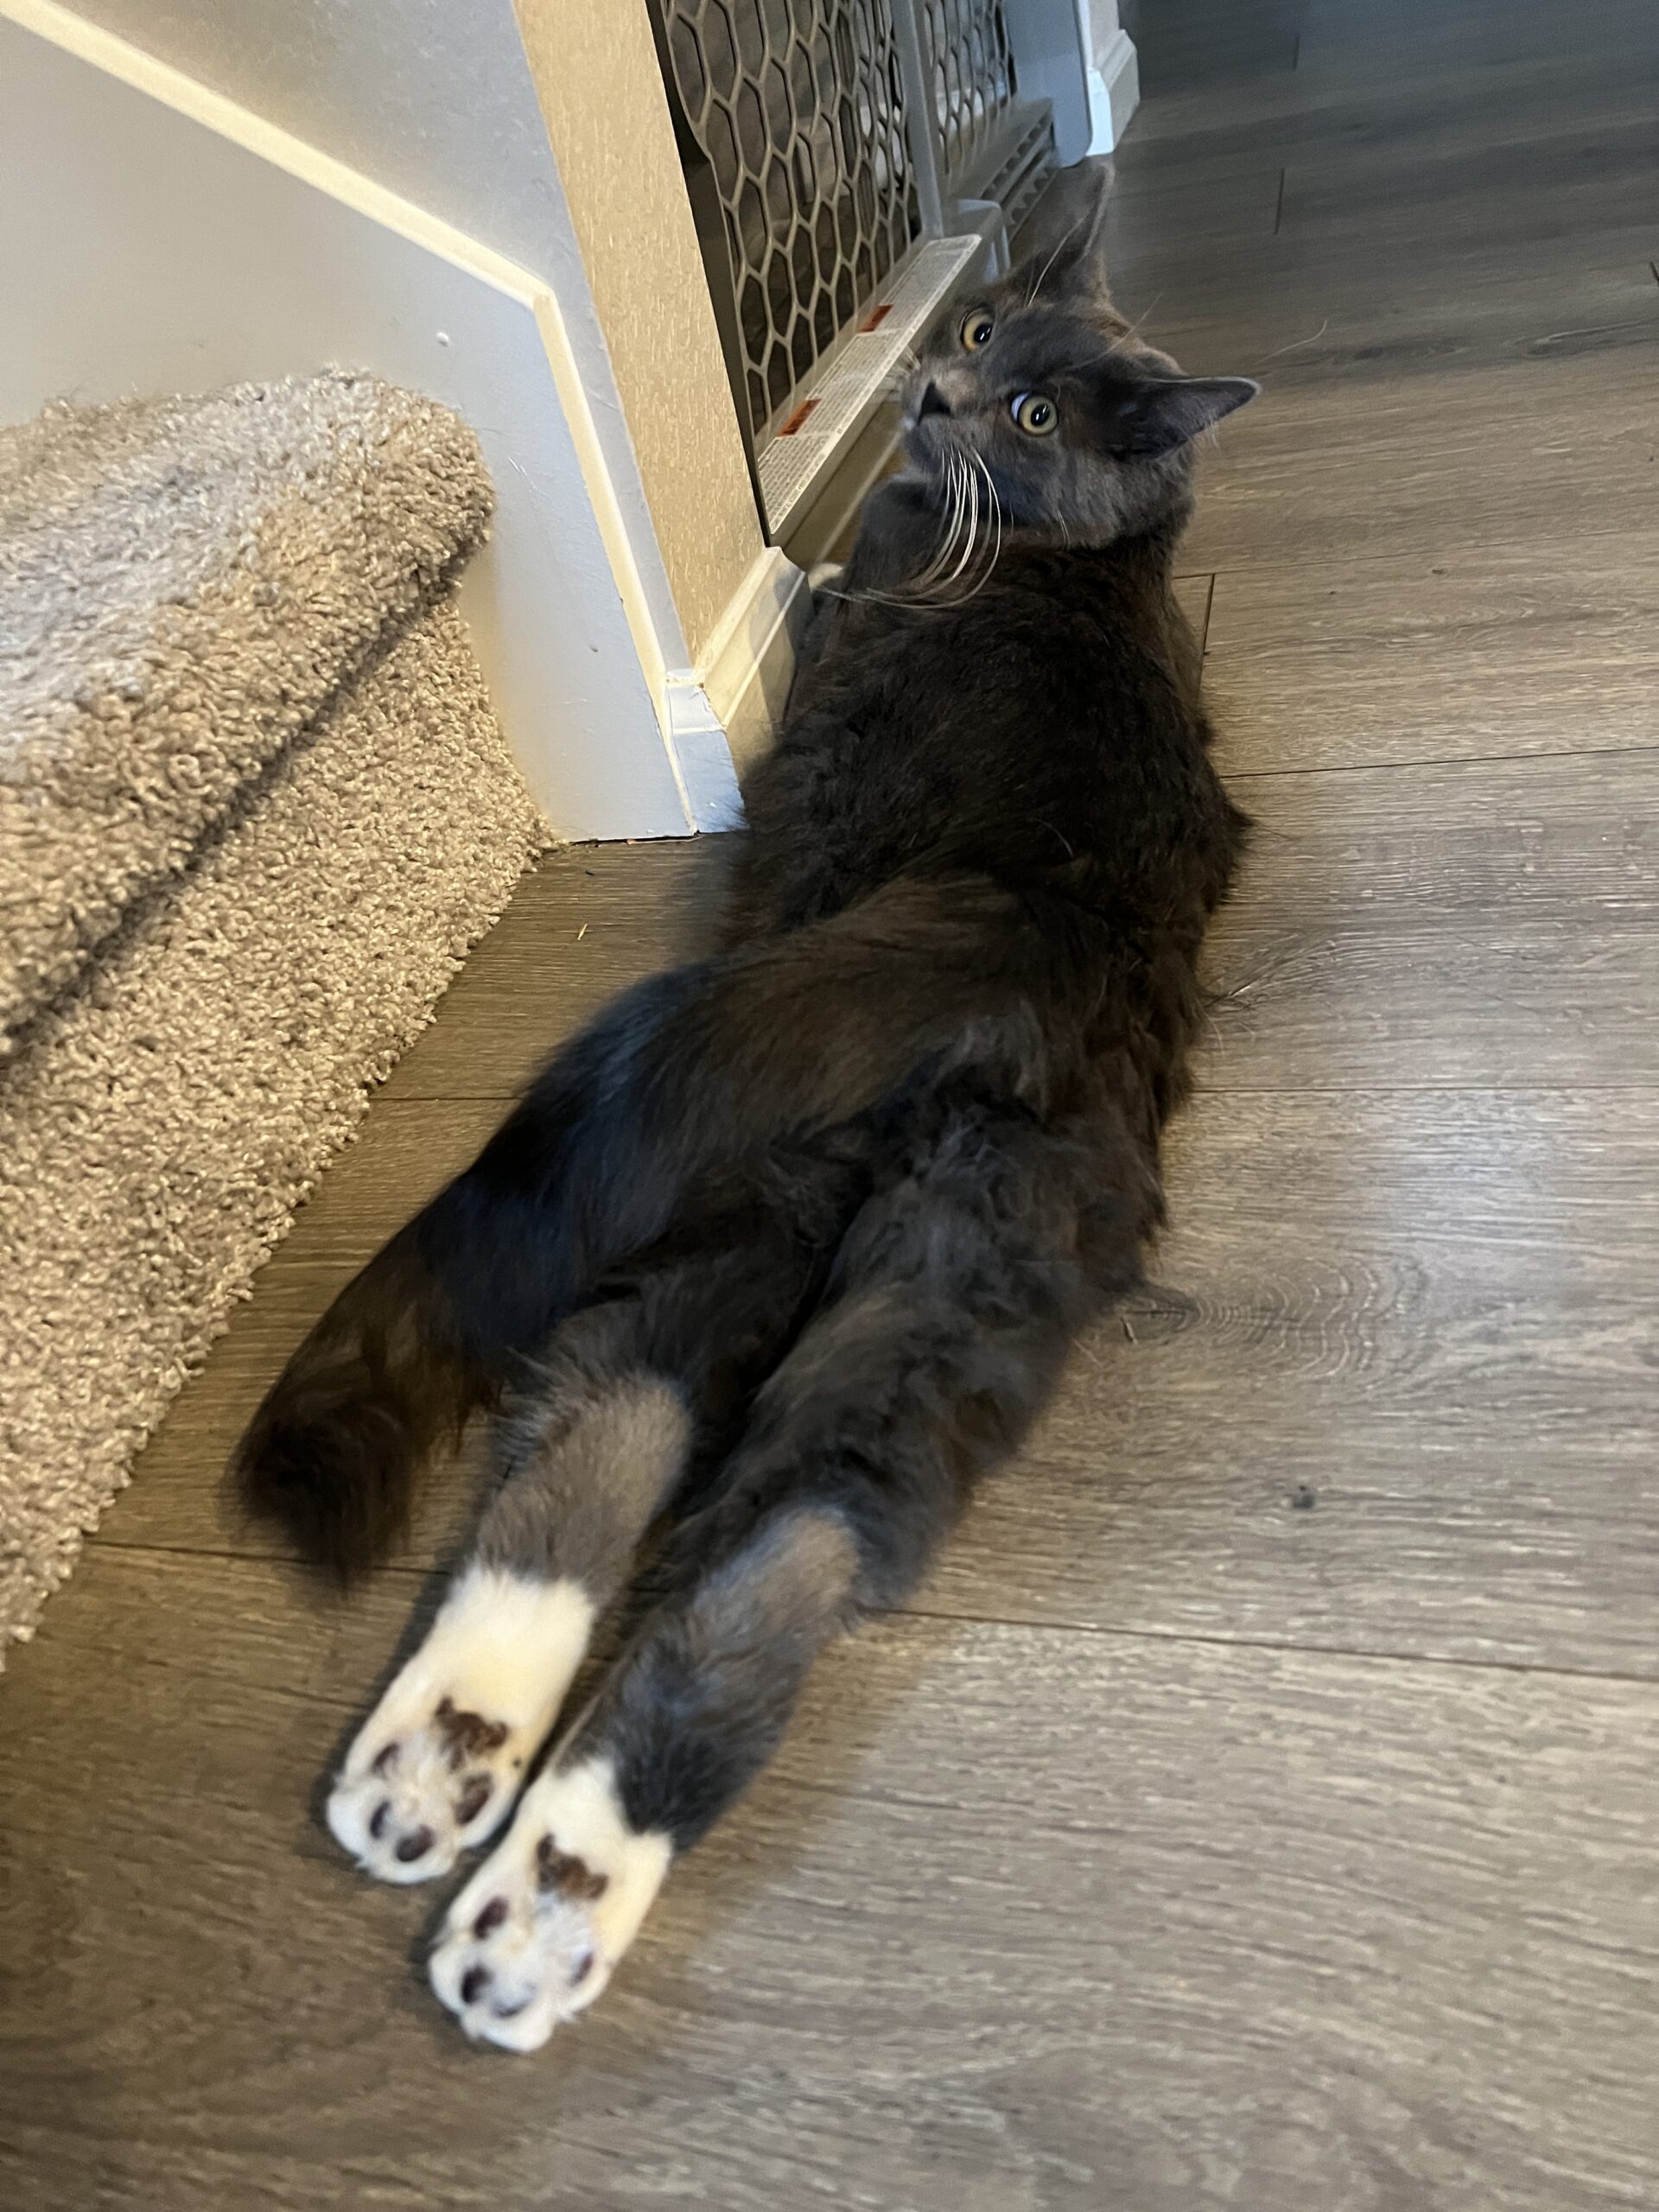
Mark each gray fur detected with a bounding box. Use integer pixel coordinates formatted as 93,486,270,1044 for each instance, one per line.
477,1323,690,1593
570,1506,858,1851
893,162,1255,549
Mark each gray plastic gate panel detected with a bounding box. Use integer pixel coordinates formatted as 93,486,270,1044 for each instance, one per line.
652,0,1065,535
658,0,922,442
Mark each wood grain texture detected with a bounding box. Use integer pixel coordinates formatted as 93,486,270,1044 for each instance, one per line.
3,1551,1656,2212
1224,751,1659,915
1118,41,1654,174
7,1,1659,2202
1102,162,1286,261
1173,568,1215,651
925,1085,1659,1672
1279,114,1659,257
1118,0,1303,99
1205,545,1659,772
1293,0,1659,73
1182,353,1659,575
1114,224,1659,403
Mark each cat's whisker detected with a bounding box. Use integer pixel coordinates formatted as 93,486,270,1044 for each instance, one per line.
1106,293,1164,356
906,462,956,595
1027,207,1093,305
932,450,1004,607
912,449,971,595
916,471,967,599
942,465,981,587
960,452,1005,601
904,461,953,594
1252,316,1330,364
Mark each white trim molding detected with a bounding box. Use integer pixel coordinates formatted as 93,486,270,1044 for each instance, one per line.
1075,2,1141,156
664,547,811,827
1087,29,1141,154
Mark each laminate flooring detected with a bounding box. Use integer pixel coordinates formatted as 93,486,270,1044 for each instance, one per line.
3,3,1656,2205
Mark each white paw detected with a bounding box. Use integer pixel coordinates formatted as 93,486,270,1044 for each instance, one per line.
327,1568,595,1885
429,1756,671,2051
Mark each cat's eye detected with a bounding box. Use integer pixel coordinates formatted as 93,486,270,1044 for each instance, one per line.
1012,391,1058,436
959,308,995,352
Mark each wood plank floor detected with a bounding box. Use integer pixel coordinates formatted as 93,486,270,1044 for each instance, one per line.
4,3,1658,2205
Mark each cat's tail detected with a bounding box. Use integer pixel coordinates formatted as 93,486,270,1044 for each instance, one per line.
235,873,1057,1576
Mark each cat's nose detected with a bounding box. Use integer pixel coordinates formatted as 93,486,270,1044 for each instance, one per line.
917,381,952,419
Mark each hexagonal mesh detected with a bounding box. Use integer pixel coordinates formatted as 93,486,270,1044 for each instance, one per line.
921,0,1016,189
659,0,922,441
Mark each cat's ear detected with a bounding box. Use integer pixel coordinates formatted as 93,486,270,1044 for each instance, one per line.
1106,375,1260,457
1015,158,1116,304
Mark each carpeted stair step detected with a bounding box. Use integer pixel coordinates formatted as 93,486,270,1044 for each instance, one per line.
0,372,551,1656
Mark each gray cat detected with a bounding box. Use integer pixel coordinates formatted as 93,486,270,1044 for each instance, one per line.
238,169,1259,2050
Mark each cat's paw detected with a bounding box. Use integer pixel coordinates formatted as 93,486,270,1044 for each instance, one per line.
327,1568,594,1885
429,1756,671,2051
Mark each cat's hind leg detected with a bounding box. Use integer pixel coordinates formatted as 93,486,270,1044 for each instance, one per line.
429,1503,855,2048
326,1142,865,1885
326,1317,691,1885
430,1092,1123,2047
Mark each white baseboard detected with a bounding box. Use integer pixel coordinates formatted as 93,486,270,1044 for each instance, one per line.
1087,29,1141,155
664,545,810,829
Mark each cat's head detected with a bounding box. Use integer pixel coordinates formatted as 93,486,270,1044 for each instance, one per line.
899,164,1258,542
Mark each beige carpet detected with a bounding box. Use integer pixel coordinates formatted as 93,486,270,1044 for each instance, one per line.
0,373,551,1655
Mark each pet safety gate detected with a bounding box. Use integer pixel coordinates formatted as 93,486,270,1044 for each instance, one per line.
649,0,1088,538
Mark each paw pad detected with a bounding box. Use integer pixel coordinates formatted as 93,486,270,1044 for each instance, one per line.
435,1698,510,1765
327,1697,528,1884
429,1760,671,2051
537,1834,608,1902
456,1775,494,1825
324,1569,598,1891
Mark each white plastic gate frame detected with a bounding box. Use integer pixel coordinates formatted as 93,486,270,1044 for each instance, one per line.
652,0,1094,537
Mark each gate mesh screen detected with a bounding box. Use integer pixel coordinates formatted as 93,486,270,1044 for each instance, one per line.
921,0,1017,188
659,0,923,438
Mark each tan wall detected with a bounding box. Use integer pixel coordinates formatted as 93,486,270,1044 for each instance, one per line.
513,0,764,660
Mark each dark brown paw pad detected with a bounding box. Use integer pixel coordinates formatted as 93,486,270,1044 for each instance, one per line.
473,1896,509,1939
536,1833,609,1903
435,1697,510,1770
394,1826,435,1864
455,1774,493,1826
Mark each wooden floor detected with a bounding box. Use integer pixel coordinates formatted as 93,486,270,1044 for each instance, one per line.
5,3,1659,2205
